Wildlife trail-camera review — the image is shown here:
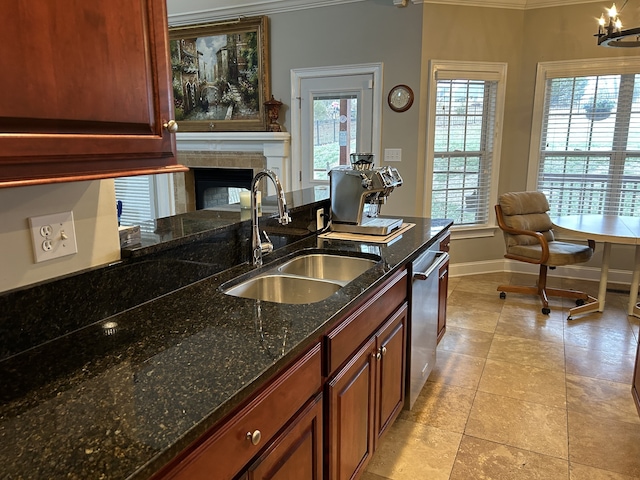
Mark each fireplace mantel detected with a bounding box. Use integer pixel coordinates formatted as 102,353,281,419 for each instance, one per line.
176,132,292,190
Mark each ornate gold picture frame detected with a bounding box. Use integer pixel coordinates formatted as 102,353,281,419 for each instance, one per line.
169,16,270,132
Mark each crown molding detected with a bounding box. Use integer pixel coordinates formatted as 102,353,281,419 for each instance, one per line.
167,0,366,26
166,0,604,24
415,0,601,9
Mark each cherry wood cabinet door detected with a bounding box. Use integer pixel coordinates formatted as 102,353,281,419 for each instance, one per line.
437,259,449,344
375,304,407,446
245,394,323,480
1,0,182,187
633,338,640,417
326,337,376,480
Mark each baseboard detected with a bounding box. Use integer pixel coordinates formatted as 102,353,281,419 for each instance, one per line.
449,259,634,287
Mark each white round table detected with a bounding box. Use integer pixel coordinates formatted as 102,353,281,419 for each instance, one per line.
552,215,640,318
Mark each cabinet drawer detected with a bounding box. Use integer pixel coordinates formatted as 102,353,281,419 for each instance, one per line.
164,343,322,480
325,268,407,376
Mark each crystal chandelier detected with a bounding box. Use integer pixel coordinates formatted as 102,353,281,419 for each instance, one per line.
596,2,640,47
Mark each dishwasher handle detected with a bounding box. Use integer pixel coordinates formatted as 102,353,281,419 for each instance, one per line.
413,251,449,281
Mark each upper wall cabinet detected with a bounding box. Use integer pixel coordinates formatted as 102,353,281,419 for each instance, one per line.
0,0,185,188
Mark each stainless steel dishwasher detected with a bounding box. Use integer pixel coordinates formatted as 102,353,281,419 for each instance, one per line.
406,247,449,410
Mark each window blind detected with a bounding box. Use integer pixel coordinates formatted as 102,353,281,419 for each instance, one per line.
537,73,640,216
431,78,498,226
114,176,155,230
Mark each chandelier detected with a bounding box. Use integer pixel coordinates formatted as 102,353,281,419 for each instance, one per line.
596,2,640,47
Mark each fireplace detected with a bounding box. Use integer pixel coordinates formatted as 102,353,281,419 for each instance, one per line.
172,132,292,215
193,168,253,210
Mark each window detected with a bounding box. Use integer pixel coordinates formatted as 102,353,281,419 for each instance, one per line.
425,61,506,231
528,58,640,217
114,174,175,231
291,63,382,191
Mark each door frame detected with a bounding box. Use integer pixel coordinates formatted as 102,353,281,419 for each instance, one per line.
290,63,383,191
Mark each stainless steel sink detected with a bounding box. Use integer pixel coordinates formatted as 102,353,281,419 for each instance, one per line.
223,274,341,304
277,254,378,284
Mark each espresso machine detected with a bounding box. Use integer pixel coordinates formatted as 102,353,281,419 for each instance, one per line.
329,153,404,235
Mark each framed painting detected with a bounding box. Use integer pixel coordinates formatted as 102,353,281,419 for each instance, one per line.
169,16,270,132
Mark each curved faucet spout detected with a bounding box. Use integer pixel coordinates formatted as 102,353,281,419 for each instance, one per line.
251,170,291,266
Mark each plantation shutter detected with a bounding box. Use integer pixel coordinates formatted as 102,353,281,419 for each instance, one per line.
536,73,640,216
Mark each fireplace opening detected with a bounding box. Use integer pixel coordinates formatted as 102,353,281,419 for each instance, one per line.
193,168,253,210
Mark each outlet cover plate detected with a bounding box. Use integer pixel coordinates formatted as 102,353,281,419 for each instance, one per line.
29,211,78,263
384,148,402,162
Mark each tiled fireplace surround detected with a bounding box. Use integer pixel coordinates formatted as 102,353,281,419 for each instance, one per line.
173,132,291,214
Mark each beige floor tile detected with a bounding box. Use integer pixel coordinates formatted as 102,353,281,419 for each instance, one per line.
365,418,461,480
399,382,475,434
452,272,513,295
446,305,499,333
450,435,569,480
361,472,391,480
570,462,639,480
478,358,566,408
564,322,637,356
465,391,568,459
438,326,494,358
568,410,640,477
566,374,640,425
495,312,565,344
447,289,505,314
488,334,566,372
565,344,635,383
429,350,486,389
500,302,566,325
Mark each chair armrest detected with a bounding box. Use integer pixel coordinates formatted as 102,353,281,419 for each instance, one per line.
495,204,550,264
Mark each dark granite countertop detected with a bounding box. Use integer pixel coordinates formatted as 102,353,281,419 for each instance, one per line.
0,206,452,479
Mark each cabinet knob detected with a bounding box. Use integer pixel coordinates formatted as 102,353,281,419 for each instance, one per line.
374,351,381,360
381,346,387,356
246,430,262,446
164,120,179,133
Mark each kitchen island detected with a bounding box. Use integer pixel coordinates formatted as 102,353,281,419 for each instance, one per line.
0,194,451,479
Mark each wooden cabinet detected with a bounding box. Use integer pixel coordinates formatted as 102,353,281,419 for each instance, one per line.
437,256,449,344
155,343,322,480
325,269,408,480
1,1,185,188
633,338,640,417
435,230,450,344
244,394,323,480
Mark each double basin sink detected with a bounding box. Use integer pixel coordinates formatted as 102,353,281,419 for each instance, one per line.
222,251,381,304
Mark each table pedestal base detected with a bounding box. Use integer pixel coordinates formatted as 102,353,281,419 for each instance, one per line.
567,295,599,320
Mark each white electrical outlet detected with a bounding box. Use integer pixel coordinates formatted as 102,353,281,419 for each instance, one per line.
384,148,402,162
29,211,78,263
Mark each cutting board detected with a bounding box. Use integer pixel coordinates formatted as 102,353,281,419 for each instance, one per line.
318,223,415,244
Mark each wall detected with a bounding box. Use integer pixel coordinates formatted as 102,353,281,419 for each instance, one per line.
267,0,424,218
0,181,121,293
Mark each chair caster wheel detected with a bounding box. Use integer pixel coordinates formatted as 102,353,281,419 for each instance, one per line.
576,299,585,306
542,307,551,315
567,316,573,321
499,292,506,299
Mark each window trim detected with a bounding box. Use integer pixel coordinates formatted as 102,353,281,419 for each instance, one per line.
424,60,507,230
526,56,640,192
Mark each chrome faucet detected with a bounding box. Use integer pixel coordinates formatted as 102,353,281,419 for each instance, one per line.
251,170,291,266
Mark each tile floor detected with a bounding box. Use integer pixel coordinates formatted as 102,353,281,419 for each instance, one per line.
363,272,640,480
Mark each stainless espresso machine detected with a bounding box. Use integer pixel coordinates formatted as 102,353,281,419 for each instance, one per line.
329,153,404,235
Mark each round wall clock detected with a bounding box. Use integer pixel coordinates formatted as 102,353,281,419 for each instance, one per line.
388,84,414,112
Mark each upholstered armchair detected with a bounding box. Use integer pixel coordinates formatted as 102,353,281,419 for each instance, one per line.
496,191,596,316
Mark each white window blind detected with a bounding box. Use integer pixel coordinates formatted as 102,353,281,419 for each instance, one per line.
430,77,498,226
114,176,155,230
537,73,640,216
